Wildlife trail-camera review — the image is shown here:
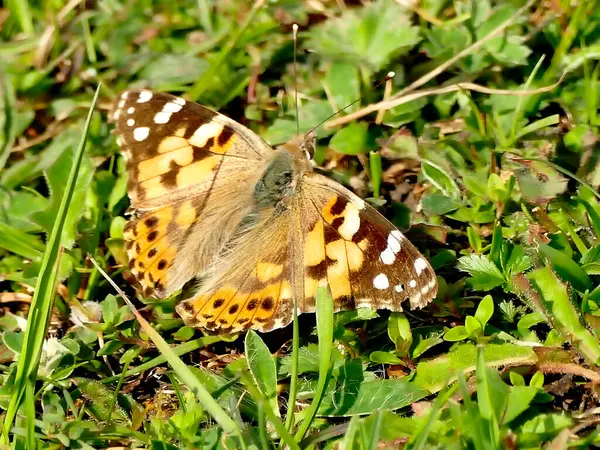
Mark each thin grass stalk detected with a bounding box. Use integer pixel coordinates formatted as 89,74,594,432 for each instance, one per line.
5,0,34,35
284,289,301,435
188,0,265,101
294,286,334,441
90,258,243,440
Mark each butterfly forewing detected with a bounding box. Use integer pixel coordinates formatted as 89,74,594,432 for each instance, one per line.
298,173,437,313
110,90,272,298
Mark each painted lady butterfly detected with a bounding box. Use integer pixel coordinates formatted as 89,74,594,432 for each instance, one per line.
109,90,437,333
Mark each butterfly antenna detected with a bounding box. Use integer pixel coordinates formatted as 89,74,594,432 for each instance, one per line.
292,23,300,136
304,71,396,138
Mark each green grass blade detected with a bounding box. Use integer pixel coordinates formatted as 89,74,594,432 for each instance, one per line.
245,330,280,418
1,85,102,445
100,335,234,384
5,0,34,35
0,223,44,260
187,0,266,101
294,286,334,441
0,71,17,171
411,381,458,449
239,370,300,450
284,291,301,435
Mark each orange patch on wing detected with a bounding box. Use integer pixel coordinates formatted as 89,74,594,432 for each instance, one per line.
141,246,176,290
255,262,284,282
175,200,197,227
157,134,188,154
325,238,352,299
345,242,363,272
250,281,282,326
357,238,369,252
176,156,219,189
124,207,173,246
137,146,194,182
187,286,239,322
322,196,340,222
140,176,170,200
304,220,325,267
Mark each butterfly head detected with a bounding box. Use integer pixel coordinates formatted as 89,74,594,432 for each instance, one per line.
282,131,316,161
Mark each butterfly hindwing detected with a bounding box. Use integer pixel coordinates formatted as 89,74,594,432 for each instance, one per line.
176,208,295,333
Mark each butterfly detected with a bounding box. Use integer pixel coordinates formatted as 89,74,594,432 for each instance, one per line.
109,90,437,333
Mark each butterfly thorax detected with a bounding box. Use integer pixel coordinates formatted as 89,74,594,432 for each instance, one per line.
254,141,312,210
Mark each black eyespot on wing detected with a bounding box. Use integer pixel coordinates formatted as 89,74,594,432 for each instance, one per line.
213,299,224,308
261,297,274,311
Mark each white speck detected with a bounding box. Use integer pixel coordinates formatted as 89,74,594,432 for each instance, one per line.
113,109,121,120
117,99,126,109
126,118,135,126
121,91,129,99
133,127,149,141
414,257,428,275
387,232,401,254
380,248,395,265
409,279,417,288
373,273,389,290
163,102,183,113
173,97,186,106
137,90,153,103
394,283,404,293
116,136,123,146
154,111,171,124
127,107,135,114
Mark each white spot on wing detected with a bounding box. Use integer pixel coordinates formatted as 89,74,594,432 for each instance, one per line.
127,118,135,126
373,273,389,290
189,122,224,147
173,97,186,106
137,90,153,103
154,111,171,124
391,229,403,241
127,107,135,114
352,197,366,210
409,279,417,288
380,248,395,265
394,283,404,293
133,127,149,141
414,257,428,275
163,101,183,113
387,232,401,254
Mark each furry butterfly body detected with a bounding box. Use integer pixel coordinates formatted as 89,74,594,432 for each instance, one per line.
110,90,437,333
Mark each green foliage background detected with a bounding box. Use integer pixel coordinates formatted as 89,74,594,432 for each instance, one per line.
1,0,600,448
